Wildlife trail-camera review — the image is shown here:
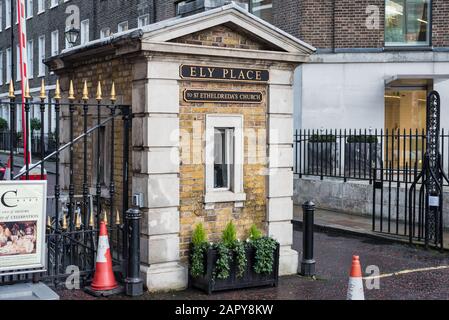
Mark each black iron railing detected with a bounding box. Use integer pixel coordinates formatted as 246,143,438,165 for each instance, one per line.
293,128,449,185
0,80,132,288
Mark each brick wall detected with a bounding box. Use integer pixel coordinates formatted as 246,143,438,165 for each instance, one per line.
334,0,384,49
432,0,449,47
297,0,334,50
178,80,268,262
173,29,269,262
171,25,270,50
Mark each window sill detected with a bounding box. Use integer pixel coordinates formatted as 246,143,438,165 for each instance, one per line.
383,45,432,52
204,191,246,205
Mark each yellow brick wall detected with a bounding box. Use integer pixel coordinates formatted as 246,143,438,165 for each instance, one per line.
178,80,268,262
56,54,133,227
171,25,270,50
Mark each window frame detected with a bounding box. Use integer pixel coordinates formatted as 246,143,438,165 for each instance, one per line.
205,114,246,205
80,19,90,45
38,35,45,77
51,30,59,56
384,0,432,48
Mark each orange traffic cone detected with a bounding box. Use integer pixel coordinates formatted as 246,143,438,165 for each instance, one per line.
87,221,119,295
346,255,365,300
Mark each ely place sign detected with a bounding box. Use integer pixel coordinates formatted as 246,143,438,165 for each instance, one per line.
180,65,269,82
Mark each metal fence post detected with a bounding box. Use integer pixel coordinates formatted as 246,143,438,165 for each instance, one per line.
300,201,316,277
124,207,143,296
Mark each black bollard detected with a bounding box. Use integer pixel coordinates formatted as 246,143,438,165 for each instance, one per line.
124,207,143,296
300,201,316,277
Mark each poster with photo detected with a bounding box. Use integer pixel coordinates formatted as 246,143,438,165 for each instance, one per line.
0,181,47,274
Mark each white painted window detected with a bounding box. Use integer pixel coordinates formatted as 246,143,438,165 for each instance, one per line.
100,27,111,39
38,35,45,76
80,19,89,45
205,114,245,204
0,1,3,32
51,30,59,56
5,0,11,28
137,14,149,28
50,0,58,8
37,0,45,13
117,21,128,33
6,47,11,83
16,44,20,81
26,0,33,18
27,39,33,79
0,52,3,85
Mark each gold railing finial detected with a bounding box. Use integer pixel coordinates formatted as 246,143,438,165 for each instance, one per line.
40,79,47,100
68,80,75,100
96,81,102,101
110,82,116,102
54,79,61,100
47,216,52,228
24,80,31,99
115,209,121,225
103,209,108,225
82,80,89,100
8,81,15,98
62,214,68,230
75,211,81,229
89,211,95,228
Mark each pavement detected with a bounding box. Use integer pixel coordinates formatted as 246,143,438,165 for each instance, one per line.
293,206,449,249
0,151,56,174
56,226,449,300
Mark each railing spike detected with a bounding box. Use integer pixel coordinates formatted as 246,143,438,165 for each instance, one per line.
82,80,89,100
54,79,61,100
103,208,108,225
110,81,116,102
40,79,47,100
24,80,31,99
115,208,121,225
89,211,95,228
68,80,75,100
96,81,102,101
8,80,15,98
62,214,68,230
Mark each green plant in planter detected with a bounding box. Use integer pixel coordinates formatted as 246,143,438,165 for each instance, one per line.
190,223,208,278
347,135,378,143
222,221,237,247
234,240,247,278
0,118,8,132
249,224,262,240
30,118,41,135
213,242,231,280
309,134,336,143
252,237,278,274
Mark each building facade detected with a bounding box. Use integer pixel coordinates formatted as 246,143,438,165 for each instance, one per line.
46,4,314,291
294,0,449,131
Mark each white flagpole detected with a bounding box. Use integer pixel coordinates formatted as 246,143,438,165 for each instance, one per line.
17,0,31,167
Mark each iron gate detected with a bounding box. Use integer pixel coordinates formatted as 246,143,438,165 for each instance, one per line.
0,79,131,287
372,91,448,249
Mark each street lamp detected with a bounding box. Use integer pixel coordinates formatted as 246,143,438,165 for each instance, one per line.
65,27,80,47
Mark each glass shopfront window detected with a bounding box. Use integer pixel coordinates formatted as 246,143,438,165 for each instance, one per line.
385,0,431,46
176,1,273,23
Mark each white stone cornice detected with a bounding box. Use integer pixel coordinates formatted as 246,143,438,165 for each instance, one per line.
141,41,310,63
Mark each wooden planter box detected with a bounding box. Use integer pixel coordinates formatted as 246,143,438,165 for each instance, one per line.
189,243,280,294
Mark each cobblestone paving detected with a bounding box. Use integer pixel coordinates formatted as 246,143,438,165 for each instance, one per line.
57,228,449,300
